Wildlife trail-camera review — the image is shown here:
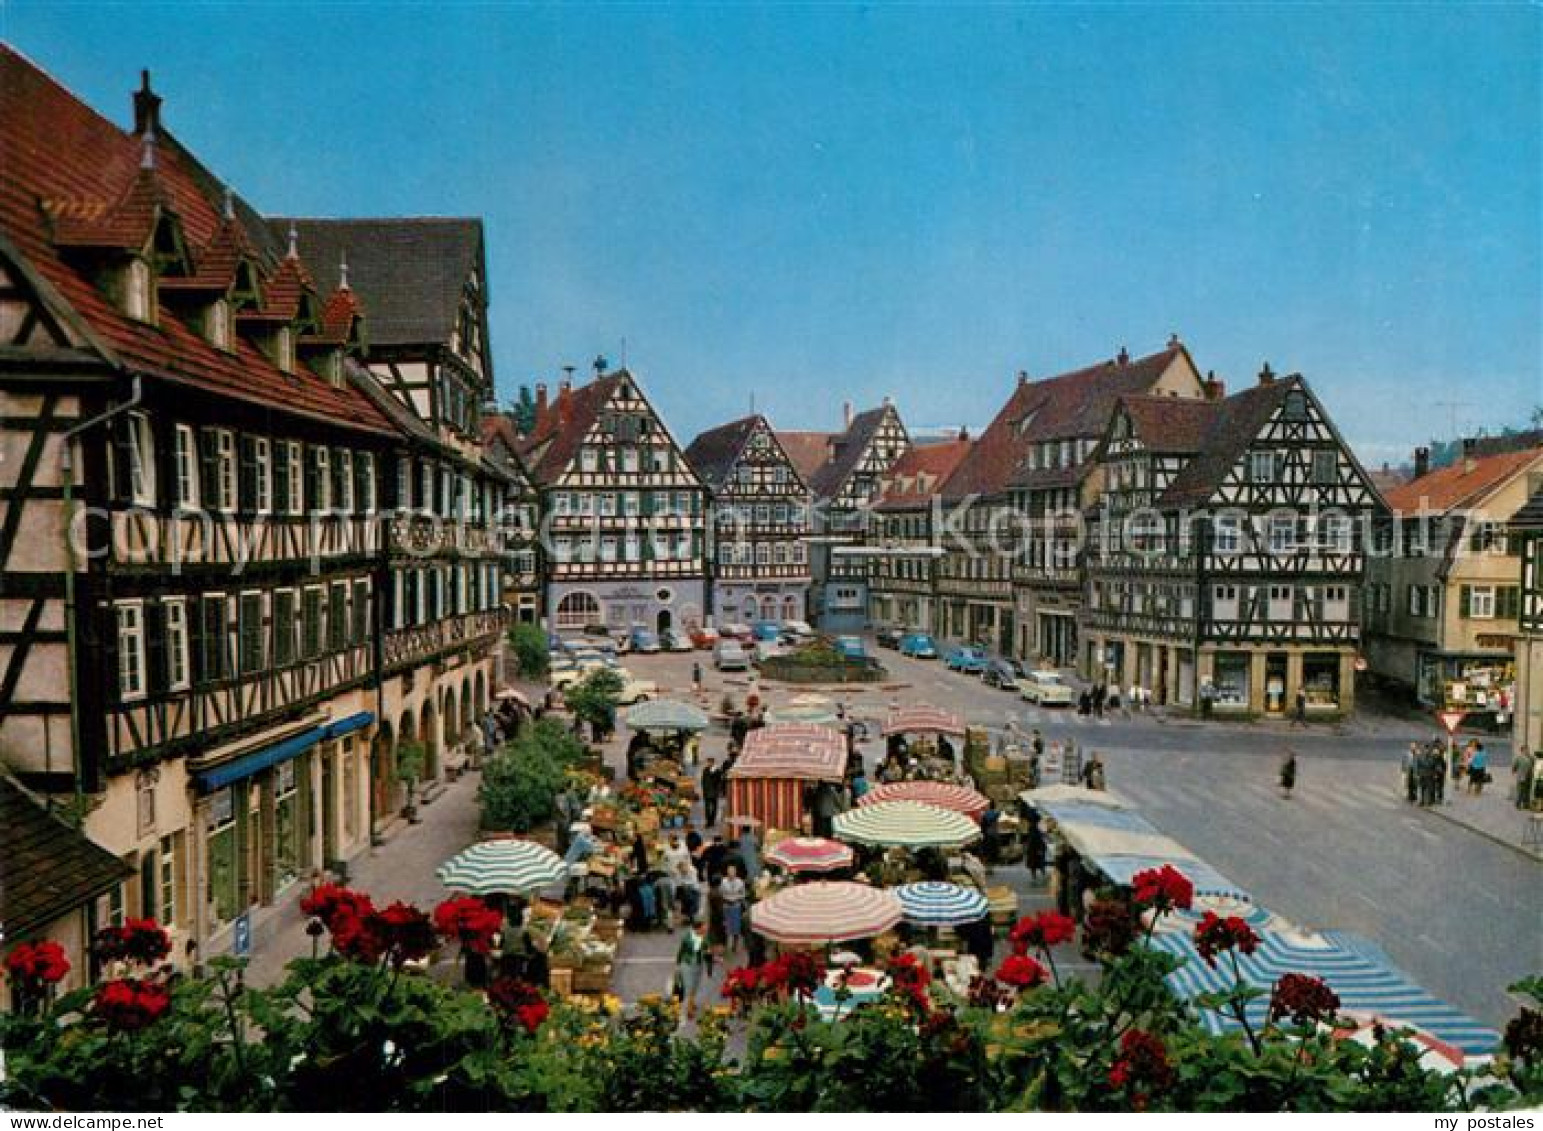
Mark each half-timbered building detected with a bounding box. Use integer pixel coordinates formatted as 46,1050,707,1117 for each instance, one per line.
518,368,708,635
868,433,972,634
1362,442,1543,716
1508,490,1543,762
1082,367,1383,716
0,54,511,974
481,412,542,624
780,401,908,631
684,414,812,624
1007,342,1209,668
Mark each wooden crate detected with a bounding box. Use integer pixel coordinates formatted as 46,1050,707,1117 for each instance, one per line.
572,965,612,994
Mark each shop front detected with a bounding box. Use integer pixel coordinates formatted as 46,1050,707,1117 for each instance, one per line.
1302,652,1344,713
1417,649,1516,726
1211,651,1252,712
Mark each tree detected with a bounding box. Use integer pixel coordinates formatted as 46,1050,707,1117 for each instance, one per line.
510,385,538,435
507,623,549,679
479,719,586,832
564,668,622,738
396,741,427,820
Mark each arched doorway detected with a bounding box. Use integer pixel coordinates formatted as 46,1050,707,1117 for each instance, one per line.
418,701,439,781
761,596,778,622
372,722,396,826
655,607,672,633
474,670,487,718
556,590,599,631
442,686,459,752
461,677,474,739
783,595,800,622
742,596,759,622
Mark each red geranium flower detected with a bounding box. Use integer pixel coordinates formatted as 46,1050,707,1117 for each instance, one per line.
1193,911,1261,968
772,951,825,998
1009,910,1077,954
885,952,934,1013
1269,972,1341,1027
488,977,549,1034
93,918,171,967
1081,897,1138,958
4,940,70,987
1130,865,1194,914
433,896,504,955
994,953,1049,990
300,883,375,930
329,910,388,964
93,977,172,1032
375,901,438,965
1108,1028,1174,1110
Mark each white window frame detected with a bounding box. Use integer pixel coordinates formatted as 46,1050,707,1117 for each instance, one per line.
1470,585,1496,620
1249,450,1276,484
338,451,355,513
128,411,156,506
1320,514,1351,553
253,438,272,515
315,447,332,512
283,442,303,515
1268,514,1295,555
116,600,146,701
165,597,190,692
173,424,198,508
215,429,237,513
580,449,598,474
359,452,376,513
1213,514,1241,554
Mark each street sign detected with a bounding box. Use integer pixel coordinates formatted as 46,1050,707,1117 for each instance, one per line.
1436,710,1466,736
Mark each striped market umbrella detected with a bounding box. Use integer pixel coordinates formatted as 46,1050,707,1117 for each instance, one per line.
765,837,855,874
812,966,890,1021
860,781,991,820
881,704,965,737
436,839,568,896
750,881,904,945
834,800,982,849
625,698,710,732
766,704,843,726
894,881,990,927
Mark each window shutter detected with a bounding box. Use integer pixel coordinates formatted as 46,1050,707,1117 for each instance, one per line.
144,601,167,695
110,415,135,503
273,445,291,516
101,604,121,702
332,449,348,513
189,598,207,685
202,597,225,681
354,454,370,513
1459,585,1471,619
238,436,258,514
1500,586,1520,620
304,447,320,511
198,430,219,507
152,419,176,510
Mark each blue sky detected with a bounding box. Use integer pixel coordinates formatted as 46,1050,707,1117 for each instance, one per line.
5,3,1539,464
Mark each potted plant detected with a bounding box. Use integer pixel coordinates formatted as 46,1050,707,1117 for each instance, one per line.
396,740,427,823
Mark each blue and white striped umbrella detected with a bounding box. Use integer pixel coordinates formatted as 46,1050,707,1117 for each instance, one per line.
1150,928,1499,1057
436,839,568,896
625,698,710,732
893,881,991,927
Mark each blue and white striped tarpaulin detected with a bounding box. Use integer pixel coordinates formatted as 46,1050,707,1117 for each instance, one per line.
1092,854,1252,903
894,881,991,927
1036,802,1164,835
1150,928,1500,1056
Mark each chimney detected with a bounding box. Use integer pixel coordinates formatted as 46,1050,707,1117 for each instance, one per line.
535,382,549,419
1414,446,1430,479
133,69,162,136
958,426,969,441
1462,437,1478,473
1116,347,1130,366
1258,362,1276,386
1203,370,1226,401
1017,370,1029,386
842,401,853,430
1168,332,1182,349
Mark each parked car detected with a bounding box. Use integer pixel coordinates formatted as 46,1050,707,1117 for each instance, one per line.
752,621,783,642
548,656,581,688
898,632,938,659
982,657,1024,689
782,619,814,639
834,635,869,662
614,670,658,705
752,639,786,664
660,628,694,652
719,622,754,643
581,623,612,640
689,626,720,649
944,646,990,673
628,626,662,654
714,640,751,671
876,626,904,649
1018,670,1076,707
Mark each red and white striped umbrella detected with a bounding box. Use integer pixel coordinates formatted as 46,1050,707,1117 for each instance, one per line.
765,836,856,874
881,704,965,737
728,724,847,782
750,881,904,945
859,781,991,820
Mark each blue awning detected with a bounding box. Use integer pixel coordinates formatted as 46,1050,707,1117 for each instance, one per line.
323,711,375,740
193,727,325,794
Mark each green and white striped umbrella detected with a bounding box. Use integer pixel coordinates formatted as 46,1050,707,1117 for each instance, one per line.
625,698,710,732
833,800,982,849
437,839,568,896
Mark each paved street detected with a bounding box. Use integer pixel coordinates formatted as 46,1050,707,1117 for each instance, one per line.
620,643,1541,1029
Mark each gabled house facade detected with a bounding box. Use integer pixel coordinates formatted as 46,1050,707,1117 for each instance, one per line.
868,434,973,634
1082,368,1383,715
1364,442,1543,717
1508,490,1543,762
1007,342,1209,666
518,368,708,635
684,414,812,624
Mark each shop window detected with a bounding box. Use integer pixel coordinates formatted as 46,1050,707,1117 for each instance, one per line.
1302,654,1341,708
159,833,179,928
206,788,239,926
274,761,300,891
1213,653,1250,707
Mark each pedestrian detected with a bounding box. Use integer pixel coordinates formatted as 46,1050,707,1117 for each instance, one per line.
1200,680,1215,719
1025,812,1048,883
1467,743,1489,795
1093,682,1106,718
737,823,761,883
692,660,703,693
630,831,650,876
980,799,1001,868
701,834,729,882
700,757,722,827
672,920,710,1021
1031,728,1045,760
1404,743,1420,804
719,864,747,955
1292,688,1308,727
1279,749,1298,799
1081,754,1106,791
1433,745,1448,805
1514,747,1537,810
706,877,727,953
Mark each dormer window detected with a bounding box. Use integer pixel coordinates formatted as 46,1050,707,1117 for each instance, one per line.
276,326,295,373
124,259,154,323
206,298,233,351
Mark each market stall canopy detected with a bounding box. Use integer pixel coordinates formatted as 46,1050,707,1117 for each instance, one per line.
1090,853,1252,903
812,966,890,1021
728,725,846,782
1151,928,1499,1059
625,698,710,733
1019,783,1133,809
436,838,567,896
750,881,904,945
494,688,531,706
881,704,965,737
1051,822,1190,862
765,704,843,726
765,836,855,874
861,781,990,820
833,800,982,848
894,881,990,927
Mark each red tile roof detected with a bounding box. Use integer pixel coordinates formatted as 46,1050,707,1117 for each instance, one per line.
516,372,625,484
1118,394,1219,452
776,430,836,481
875,436,972,509
1383,446,1543,515
0,47,395,435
